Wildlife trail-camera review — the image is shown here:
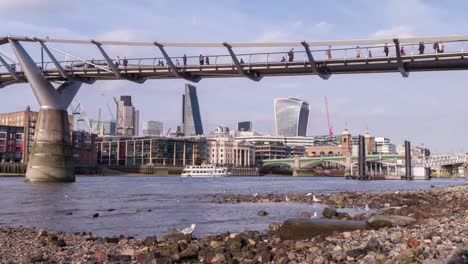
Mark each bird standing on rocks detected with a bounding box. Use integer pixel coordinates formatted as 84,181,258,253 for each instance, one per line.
285,195,290,202
306,193,313,196
312,212,318,218
365,204,370,212
177,224,197,235
253,193,258,197
313,195,321,202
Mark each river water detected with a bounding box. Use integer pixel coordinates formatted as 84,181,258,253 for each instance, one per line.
0,176,464,238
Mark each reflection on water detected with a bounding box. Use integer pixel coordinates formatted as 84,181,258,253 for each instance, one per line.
0,176,463,237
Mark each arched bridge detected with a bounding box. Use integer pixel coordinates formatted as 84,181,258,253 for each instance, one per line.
262,154,406,169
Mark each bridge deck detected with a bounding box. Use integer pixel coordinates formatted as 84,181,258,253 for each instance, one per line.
2,51,468,87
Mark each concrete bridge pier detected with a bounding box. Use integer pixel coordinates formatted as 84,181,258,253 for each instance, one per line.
9,39,82,182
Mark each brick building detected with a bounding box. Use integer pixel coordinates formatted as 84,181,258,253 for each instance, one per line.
0,126,24,162
0,106,73,163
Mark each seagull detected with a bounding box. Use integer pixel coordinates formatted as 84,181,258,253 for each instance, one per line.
285,195,290,202
365,204,370,212
253,193,258,197
177,224,197,235
306,193,313,196
312,212,318,218
64,194,69,198
313,195,321,202
384,203,391,208
394,191,400,194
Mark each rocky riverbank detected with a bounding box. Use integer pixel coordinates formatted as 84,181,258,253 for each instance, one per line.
0,185,466,263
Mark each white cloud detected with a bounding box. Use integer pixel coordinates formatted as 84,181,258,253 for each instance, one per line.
0,0,66,11
373,25,414,38
314,21,334,33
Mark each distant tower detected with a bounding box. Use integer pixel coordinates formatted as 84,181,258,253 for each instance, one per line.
364,131,374,154
116,95,137,136
274,98,309,137
341,128,352,156
182,84,203,136
238,121,252,132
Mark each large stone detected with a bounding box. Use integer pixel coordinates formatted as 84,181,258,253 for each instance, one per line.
322,207,337,218
279,219,368,241
366,215,417,229
446,248,468,264
26,109,75,182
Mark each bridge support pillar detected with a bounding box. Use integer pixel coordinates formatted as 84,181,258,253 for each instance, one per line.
9,39,82,182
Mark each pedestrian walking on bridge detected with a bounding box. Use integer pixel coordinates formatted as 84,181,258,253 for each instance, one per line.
418,42,425,54
288,48,294,62
384,43,389,57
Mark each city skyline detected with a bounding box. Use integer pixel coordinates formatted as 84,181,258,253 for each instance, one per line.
0,0,467,152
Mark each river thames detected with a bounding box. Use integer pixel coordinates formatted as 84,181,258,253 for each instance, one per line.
0,176,463,238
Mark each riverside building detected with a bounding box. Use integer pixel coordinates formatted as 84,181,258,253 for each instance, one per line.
206,126,255,167
96,135,207,166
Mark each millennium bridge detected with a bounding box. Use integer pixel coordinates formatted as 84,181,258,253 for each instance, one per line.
1,35,467,182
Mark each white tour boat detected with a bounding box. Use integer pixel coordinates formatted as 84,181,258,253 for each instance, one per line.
181,165,230,177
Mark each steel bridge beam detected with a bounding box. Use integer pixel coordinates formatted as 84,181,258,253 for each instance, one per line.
0,55,20,81
9,39,82,182
154,42,200,83
393,38,409,78
223,42,262,81
301,41,331,80
92,40,145,83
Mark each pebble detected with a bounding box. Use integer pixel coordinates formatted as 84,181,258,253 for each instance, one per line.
0,184,465,263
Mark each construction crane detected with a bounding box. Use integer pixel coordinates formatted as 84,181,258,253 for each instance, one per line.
325,96,334,136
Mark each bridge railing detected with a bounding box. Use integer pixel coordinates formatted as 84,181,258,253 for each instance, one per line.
2,39,468,77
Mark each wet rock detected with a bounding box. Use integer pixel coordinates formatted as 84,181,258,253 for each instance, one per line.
103,237,120,243
30,254,44,262
446,248,468,264
346,248,367,258
161,229,191,242
65,211,73,215
432,235,442,244
94,250,108,262
136,208,152,213
120,248,135,256
279,219,367,241
37,229,48,237
179,245,199,260
366,215,417,229
107,208,116,212
299,212,311,219
322,207,337,218
257,210,268,216
336,212,351,220
144,235,157,246
365,239,380,252
407,237,420,248
268,223,281,232
54,239,66,247
211,253,227,263
109,255,131,261
92,213,99,218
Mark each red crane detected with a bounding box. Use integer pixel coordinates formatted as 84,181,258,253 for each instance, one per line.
324,96,334,136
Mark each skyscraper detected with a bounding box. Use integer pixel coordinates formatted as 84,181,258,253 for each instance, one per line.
274,98,310,137
182,84,204,136
143,121,163,136
116,95,138,136
238,121,252,132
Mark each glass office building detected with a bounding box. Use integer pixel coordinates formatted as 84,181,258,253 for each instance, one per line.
274,98,310,137
182,84,204,136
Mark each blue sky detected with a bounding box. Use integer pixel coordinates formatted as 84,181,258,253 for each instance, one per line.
0,0,467,153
